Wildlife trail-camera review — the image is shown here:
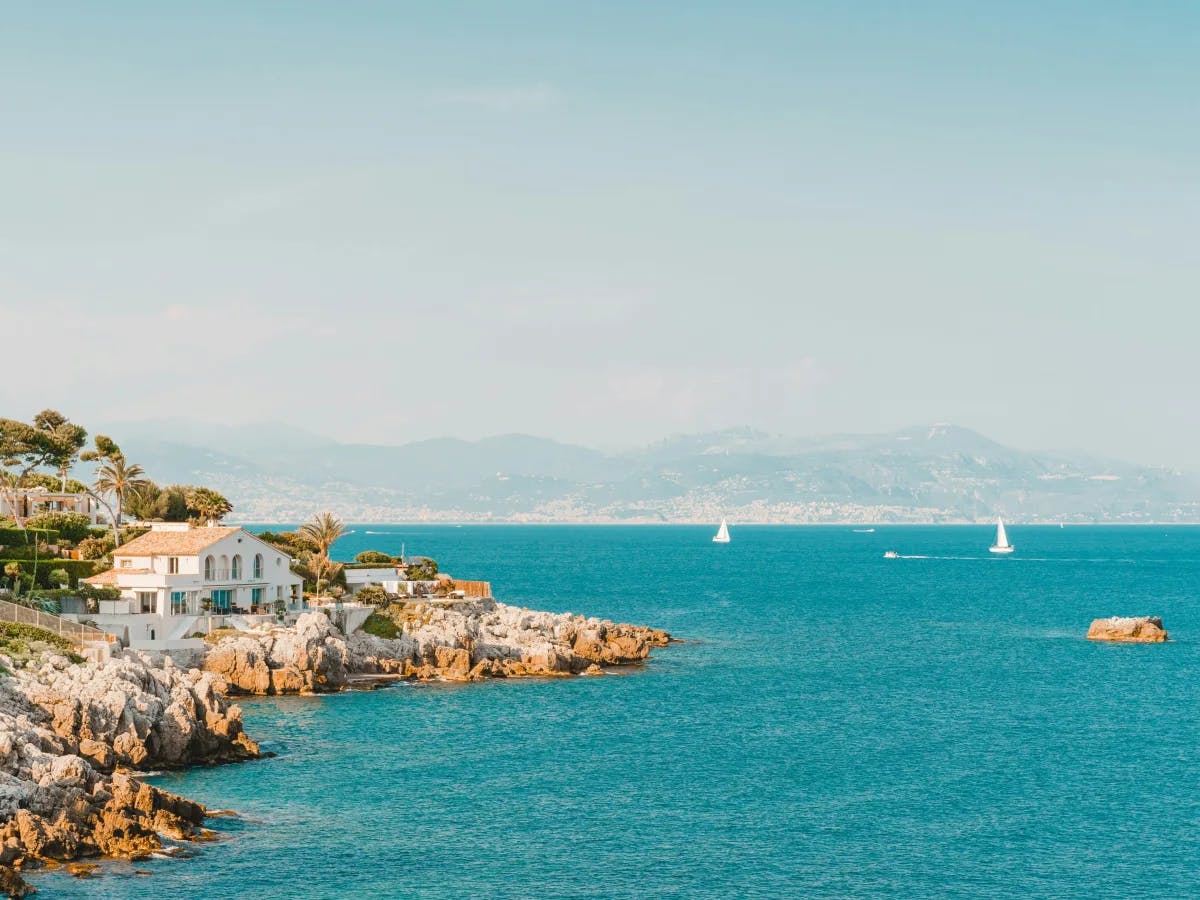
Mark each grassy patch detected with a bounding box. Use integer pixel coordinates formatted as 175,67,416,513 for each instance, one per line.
202,628,241,645
361,611,399,640
0,621,84,664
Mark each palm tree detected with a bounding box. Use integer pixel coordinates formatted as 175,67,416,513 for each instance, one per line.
297,511,345,597
185,487,233,525
93,455,148,544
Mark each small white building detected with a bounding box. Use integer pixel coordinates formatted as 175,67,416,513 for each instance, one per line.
343,566,406,596
77,523,304,650
0,487,105,526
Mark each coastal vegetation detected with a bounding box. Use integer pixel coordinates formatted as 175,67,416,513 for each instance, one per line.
0,620,81,665
353,550,395,564
0,411,233,598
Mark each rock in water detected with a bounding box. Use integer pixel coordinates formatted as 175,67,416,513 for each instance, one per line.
1086,616,1169,643
0,649,260,886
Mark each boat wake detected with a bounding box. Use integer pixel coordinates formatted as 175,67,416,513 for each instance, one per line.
891,555,1138,564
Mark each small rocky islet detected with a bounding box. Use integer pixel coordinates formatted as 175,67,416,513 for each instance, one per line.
0,599,672,895
1086,615,1169,643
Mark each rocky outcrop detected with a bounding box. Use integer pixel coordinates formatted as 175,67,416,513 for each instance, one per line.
1087,616,1169,643
203,612,351,695
350,599,672,683
0,650,260,894
203,600,673,693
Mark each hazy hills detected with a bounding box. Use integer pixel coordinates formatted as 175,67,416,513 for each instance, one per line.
94,421,1200,525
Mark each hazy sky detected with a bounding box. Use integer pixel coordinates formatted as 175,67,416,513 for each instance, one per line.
1,2,1196,464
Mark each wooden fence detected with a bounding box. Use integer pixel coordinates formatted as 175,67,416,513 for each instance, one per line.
451,580,492,599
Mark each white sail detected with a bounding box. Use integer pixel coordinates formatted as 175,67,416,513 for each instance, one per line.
713,518,730,543
989,517,1013,553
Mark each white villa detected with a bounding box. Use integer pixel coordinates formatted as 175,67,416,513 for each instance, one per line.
0,487,105,526
76,523,305,651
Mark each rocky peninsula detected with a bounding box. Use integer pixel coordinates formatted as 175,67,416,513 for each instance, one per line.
204,599,673,694
1086,616,1169,643
0,598,671,894
0,650,259,896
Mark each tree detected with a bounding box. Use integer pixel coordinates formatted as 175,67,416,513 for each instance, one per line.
184,487,233,524
354,584,389,605
123,480,164,521
0,416,62,525
354,550,394,564
93,453,149,543
77,535,114,560
26,511,92,543
32,410,87,491
3,562,20,593
297,512,346,597
158,485,191,521
79,435,126,542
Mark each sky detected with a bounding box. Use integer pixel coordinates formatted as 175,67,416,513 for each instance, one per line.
1,2,1196,465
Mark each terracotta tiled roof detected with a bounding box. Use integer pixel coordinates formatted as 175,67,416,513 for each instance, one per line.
83,569,119,585
112,526,242,558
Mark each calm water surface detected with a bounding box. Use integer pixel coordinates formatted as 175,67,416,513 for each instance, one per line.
37,526,1200,898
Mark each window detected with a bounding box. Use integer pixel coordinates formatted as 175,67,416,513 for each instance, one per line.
210,589,233,613
251,587,263,608
138,592,155,614
218,554,229,580
168,557,179,574
119,559,131,568
253,554,263,579
276,585,283,602
204,555,215,580
170,591,189,615
231,555,242,580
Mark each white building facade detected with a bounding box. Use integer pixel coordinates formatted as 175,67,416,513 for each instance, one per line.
78,523,304,650
0,487,105,526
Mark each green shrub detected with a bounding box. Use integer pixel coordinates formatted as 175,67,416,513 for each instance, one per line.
354,550,395,564
0,559,99,589
48,568,70,587
77,536,114,560
354,584,390,606
405,559,438,581
0,527,59,547
0,620,80,660
361,612,398,640
0,546,49,561
25,512,92,543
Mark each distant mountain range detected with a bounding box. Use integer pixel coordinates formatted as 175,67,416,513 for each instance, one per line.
91,421,1200,525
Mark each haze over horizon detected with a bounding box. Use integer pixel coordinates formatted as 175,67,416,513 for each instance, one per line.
2,3,1196,467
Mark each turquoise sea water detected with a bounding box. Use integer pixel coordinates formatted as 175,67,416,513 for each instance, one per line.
37,525,1200,898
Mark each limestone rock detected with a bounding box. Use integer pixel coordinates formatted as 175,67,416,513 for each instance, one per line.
0,650,259,884
1087,616,1169,643
203,612,350,695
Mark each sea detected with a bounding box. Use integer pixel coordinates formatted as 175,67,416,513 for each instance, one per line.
35,525,1200,898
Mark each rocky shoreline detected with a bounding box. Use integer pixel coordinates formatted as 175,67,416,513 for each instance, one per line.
203,600,673,695
0,599,672,895
0,652,259,896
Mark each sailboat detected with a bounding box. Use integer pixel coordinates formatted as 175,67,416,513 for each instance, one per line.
712,518,731,543
989,517,1014,554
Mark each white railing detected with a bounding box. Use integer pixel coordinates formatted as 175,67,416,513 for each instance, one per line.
0,598,116,645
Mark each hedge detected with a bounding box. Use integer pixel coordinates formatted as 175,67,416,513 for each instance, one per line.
0,559,99,588
0,546,52,561
0,527,60,546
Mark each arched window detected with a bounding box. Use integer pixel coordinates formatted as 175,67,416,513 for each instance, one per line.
219,554,229,580
254,554,264,579
204,555,215,580
231,555,242,580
